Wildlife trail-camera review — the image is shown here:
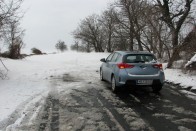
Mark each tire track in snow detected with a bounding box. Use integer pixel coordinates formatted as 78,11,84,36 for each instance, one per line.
69,88,150,131
39,94,60,131
0,91,47,131
63,89,119,131
88,89,132,131
112,86,196,131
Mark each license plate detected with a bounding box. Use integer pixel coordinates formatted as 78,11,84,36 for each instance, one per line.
137,80,152,85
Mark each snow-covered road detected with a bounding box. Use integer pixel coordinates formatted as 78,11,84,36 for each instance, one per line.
0,52,196,131
2,70,196,131
0,52,108,122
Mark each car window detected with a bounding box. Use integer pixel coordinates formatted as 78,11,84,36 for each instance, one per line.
106,53,114,62
142,55,155,62
111,53,119,62
116,54,122,63
125,54,156,63
126,55,136,63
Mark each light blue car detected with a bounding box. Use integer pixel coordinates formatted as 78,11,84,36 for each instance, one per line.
100,51,165,93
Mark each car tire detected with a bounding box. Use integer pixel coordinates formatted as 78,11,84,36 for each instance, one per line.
100,69,104,81
111,76,118,93
152,85,162,92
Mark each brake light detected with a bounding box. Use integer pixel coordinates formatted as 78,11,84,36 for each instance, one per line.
153,64,163,69
117,63,134,69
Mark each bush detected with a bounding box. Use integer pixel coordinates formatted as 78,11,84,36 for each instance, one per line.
0,51,10,58
55,40,67,52
8,43,22,59
31,48,42,55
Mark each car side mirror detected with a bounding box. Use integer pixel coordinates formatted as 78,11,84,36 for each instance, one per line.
100,58,106,63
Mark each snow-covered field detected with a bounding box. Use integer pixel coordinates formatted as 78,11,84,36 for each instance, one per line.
0,52,195,124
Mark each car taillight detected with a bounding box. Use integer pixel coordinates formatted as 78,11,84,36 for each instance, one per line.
117,63,134,69
153,64,163,69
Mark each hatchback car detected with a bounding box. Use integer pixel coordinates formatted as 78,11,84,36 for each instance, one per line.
100,51,165,93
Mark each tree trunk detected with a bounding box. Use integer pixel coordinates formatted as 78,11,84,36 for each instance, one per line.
167,47,180,68
136,35,143,51
129,38,134,51
86,43,90,53
167,30,180,67
107,31,112,52
171,30,179,47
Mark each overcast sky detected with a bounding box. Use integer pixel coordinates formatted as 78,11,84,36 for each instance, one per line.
21,0,113,53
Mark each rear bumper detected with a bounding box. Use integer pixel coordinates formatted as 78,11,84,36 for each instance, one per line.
116,71,165,87
125,79,163,87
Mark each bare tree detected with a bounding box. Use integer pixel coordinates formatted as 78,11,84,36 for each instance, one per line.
114,0,135,51
0,0,24,42
55,40,67,52
0,0,24,59
156,0,194,67
71,41,79,52
0,0,24,78
113,0,150,51
73,14,104,52
180,25,196,59
72,0,195,65
71,41,92,52
99,7,118,52
4,20,25,59
142,4,172,59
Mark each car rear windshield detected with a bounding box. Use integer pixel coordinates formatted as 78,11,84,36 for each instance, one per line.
124,54,156,63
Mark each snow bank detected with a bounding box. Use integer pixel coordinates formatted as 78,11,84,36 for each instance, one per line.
167,53,196,91
164,68,196,90
185,53,196,68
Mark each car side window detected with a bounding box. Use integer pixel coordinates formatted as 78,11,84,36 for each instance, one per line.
111,53,119,62
106,53,114,62
116,54,122,62
111,53,121,62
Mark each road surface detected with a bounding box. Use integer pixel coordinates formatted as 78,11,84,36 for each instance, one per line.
1,72,196,131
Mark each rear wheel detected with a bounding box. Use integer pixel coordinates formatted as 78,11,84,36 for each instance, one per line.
111,76,118,93
152,85,162,92
100,69,104,81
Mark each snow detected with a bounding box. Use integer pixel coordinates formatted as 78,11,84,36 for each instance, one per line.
164,67,196,90
0,51,196,125
185,53,196,67
163,53,196,92
0,52,109,123
178,126,193,131
5,93,46,130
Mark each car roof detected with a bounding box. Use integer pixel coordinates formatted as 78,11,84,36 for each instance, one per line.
114,51,153,55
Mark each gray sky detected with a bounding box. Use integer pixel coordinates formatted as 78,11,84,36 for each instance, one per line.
21,0,113,53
